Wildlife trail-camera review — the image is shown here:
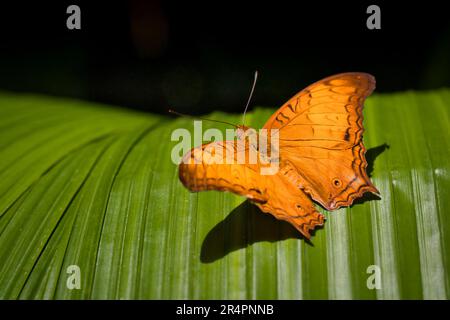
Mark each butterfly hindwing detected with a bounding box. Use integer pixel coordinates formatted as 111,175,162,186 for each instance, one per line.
179,140,325,238
179,140,268,203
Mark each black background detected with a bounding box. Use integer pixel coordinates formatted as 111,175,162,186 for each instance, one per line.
0,1,449,115
0,299,446,318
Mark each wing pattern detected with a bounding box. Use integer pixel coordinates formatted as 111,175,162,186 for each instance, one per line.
179,140,324,238
178,73,378,238
263,72,379,210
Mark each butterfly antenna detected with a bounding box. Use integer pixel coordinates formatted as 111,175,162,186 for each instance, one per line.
168,109,238,128
242,70,258,126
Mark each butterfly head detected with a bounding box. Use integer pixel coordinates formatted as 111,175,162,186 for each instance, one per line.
236,125,259,146
236,125,251,137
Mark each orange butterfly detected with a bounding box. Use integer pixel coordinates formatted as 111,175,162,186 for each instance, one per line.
179,73,379,239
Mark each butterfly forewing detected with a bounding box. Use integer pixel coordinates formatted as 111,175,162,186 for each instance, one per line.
263,72,379,210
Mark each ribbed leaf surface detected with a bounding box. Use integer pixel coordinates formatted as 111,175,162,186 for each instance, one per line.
0,90,448,299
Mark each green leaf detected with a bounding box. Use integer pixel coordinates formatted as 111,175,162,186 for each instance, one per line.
0,89,449,299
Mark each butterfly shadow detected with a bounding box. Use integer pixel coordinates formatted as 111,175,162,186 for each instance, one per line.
201,200,319,263
351,143,389,206
366,143,389,178
200,144,388,263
